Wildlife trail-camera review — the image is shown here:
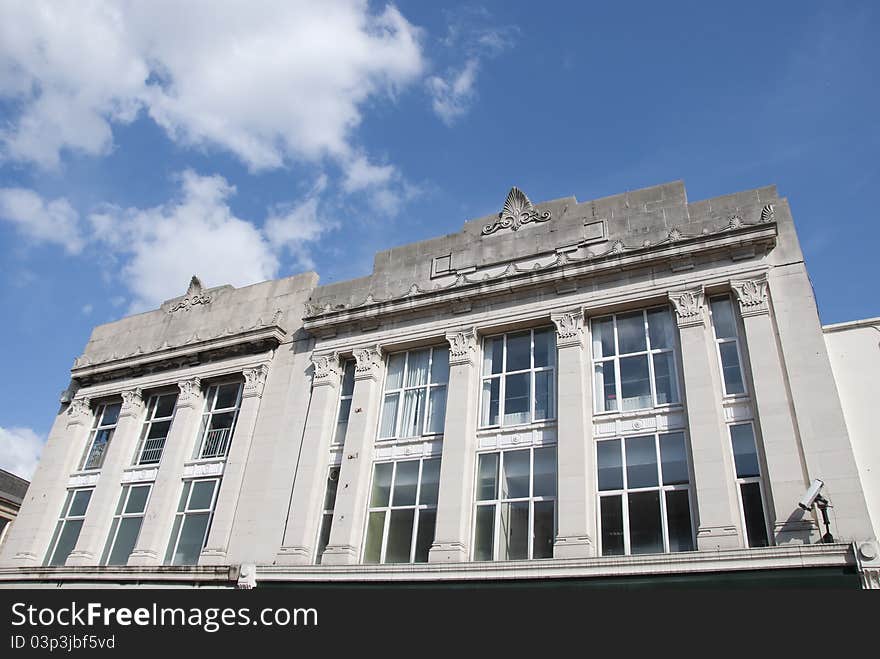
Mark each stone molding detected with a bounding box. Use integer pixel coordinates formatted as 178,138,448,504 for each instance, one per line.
730,278,770,317
353,346,383,381
66,397,92,425
177,377,203,408
668,287,706,328
551,309,585,349
445,328,478,366
119,388,145,418
311,352,341,387
242,364,270,398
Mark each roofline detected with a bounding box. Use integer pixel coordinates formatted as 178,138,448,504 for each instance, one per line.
822,317,880,333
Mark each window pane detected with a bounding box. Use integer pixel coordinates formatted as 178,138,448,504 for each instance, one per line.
474,505,495,561
628,491,663,555
340,360,356,396
379,392,399,438
385,509,415,563
323,468,340,510
124,485,150,514
481,378,500,426
189,480,216,510
108,517,143,565
173,513,210,565
208,411,236,431
647,308,675,350
334,399,351,444
625,436,658,488
68,489,92,517
506,332,531,372
385,353,405,390
652,352,679,405
741,482,769,547
617,311,647,354
483,337,503,376
429,348,449,384
363,512,385,564
710,297,738,339
533,447,556,497
426,386,447,434
101,518,119,565
594,361,617,412
155,394,177,419
719,342,745,394
215,383,240,410
419,459,441,506
405,349,430,388
146,419,172,440
370,463,393,507
400,389,426,438
499,501,529,560
600,496,625,556
619,355,652,411
533,328,555,368
501,450,530,499
533,500,555,559
659,433,689,485
316,514,333,564
503,372,530,425
391,461,419,506
665,490,694,552
414,509,436,563
177,482,191,513
115,487,127,515
50,521,83,566
477,453,499,501
534,370,554,420
164,517,181,564
84,429,113,469
730,424,760,478
597,440,623,491
592,317,615,358
101,403,121,426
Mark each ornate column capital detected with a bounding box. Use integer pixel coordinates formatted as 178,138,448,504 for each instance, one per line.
551,309,585,349
445,328,478,366
730,278,770,317
243,364,270,398
119,387,145,418
353,345,383,381
668,287,706,328
66,397,92,425
177,377,203,408
311,352,342,388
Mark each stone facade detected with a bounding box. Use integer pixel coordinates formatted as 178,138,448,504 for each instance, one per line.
1,181,877,588
0,469,28,550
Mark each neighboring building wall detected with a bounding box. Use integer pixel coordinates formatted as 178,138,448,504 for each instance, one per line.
824,319,880,540
0,470,29,549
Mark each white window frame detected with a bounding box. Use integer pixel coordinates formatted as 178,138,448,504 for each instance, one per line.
164,478,221,565
591,306,681,415
45,488,93,566
363,458,440,564
333,360,356,446
377,346,449,441
709,295,749,398
79,401,122,471
596,432,695,556
479,327,557,429
472,446,558,561
101,483,152,565
133,392,178,465
314,465,340,564
727,421,772,548
194,381,243,460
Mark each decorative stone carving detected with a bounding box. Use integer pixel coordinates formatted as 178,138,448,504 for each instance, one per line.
760,204,776,223
668,288,706,328
482,187,552,235
730,278,769,317
243,364,270,398
119,387,145,417
551,310,584,348
311,353,341,387
67,397,92,423
861,569,880,589
353,346,383,379
177,377,203,408
445,328,478,366
237,564,257,589
728,214,744,229
168,275,212,313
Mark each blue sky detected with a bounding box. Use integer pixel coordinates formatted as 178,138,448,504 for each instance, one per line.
1,1,878,478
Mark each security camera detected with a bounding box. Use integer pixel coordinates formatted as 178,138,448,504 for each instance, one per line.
798,478,825,510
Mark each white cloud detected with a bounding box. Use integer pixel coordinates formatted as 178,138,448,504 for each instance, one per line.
0,426,44,480
0,187,85,253
427,59,480,126
0,1,424,172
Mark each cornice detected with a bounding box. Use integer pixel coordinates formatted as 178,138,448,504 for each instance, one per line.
304,220,777,333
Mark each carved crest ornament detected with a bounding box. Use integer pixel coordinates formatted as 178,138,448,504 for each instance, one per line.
168,275,212,313
482,187,552,236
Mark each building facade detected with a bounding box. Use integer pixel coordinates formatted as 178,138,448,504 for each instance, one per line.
1,180,877,589
0,469,29,551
